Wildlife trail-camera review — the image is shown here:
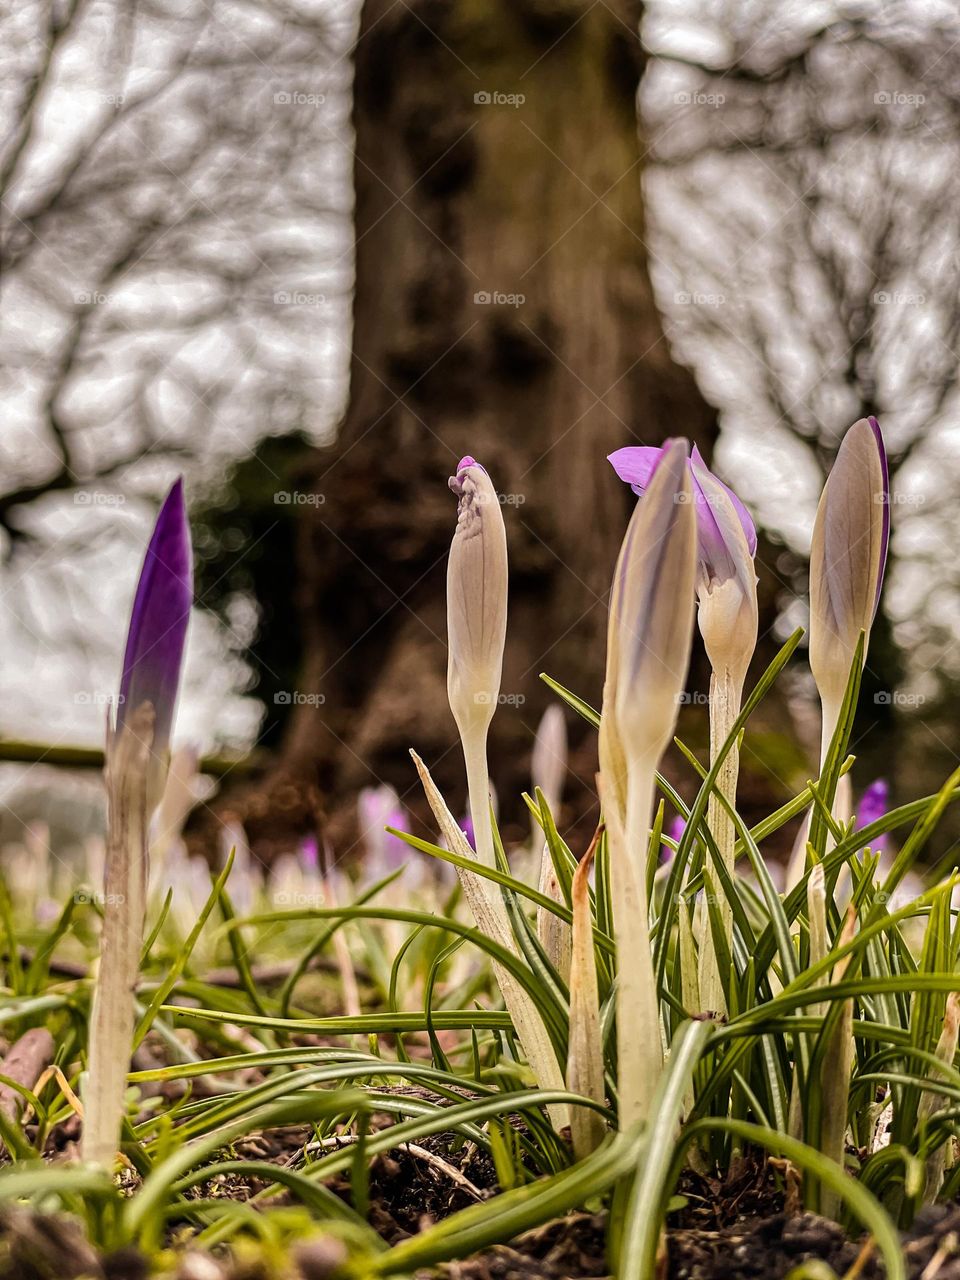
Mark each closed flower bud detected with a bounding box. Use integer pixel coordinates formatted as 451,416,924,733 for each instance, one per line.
809,416,889,713
611,440,699,769
446,457,508,737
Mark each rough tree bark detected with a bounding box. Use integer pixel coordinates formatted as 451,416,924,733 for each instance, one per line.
220,0,717,856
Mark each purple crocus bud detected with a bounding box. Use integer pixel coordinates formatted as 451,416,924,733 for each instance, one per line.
609,444,757,572
609,443,758,692
358,785,411,878
116,479,192,765
84,478,192,1168
855,779,889,851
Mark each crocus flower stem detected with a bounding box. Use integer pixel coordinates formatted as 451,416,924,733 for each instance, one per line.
83,706,154,1168
566,827,606,1159
618,757,665,1126
697,669,743,1015
82,479,192,1168
464,737,497,872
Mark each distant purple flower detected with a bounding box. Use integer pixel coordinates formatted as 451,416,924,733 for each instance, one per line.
299,833,320,876
358,785,410,876
609,444,756,588
661,815,686,862
117,479,192,755
856,779,889,851
462,814,476,851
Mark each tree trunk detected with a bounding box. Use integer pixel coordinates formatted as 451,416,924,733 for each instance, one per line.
222,0,716,856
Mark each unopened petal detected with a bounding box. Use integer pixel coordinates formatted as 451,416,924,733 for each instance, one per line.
117,478,193,757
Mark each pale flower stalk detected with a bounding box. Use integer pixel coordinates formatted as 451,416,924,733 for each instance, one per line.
566,831,606,1159
601,440,698,1127
691,460,758,1016
819,904,857,1221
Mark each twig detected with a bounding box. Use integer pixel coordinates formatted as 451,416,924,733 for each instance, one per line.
403,1142,486,1201
0,1029,55,1119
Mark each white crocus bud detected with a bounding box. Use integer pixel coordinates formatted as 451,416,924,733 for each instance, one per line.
602,439,698,1127
613,440,699,776
447,457,508,871
790,417,889,884
809,417,888,752
447,457,508,735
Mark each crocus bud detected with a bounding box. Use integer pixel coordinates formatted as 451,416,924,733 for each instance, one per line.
446,457,508,736
809,417,889,716
531,704,567,819
610,443,756,561
610,443,758,690
611,440,699,768
114,478,193,808
446,456,509,872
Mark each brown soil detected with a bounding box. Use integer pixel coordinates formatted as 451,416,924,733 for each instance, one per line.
7,1138,960,1279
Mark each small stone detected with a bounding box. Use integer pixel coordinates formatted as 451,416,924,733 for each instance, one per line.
294,1236,350,1280
176,1252,227,1280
